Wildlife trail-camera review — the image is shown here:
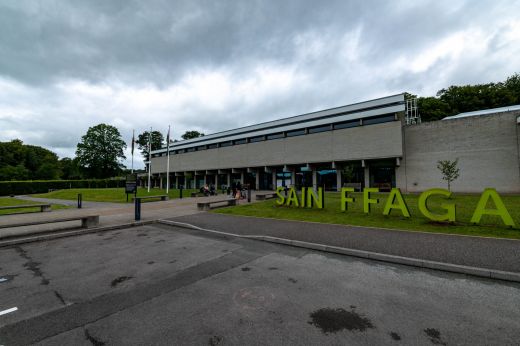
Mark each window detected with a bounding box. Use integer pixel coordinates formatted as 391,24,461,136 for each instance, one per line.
308,125,331,134
234,138,247,145
334,120,359,130
208,143,218,149
197,145,206,151
178,149,186,154
286,129,306,137
363,114,395,125
267,132,284,140
186,147,196,152
220,141,232,147
249,136,265,143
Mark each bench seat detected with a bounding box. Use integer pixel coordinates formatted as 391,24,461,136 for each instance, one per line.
132,195,169,202
197,199,237,211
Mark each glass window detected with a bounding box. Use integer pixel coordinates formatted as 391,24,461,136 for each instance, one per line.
286,129,306,137
249,136,265,143
234,138,247,145
197,145,206,151
220,141,232,147
178,149,186,154
308,125,331,134
334,120,359,130
363,114,395,125
208,143,218,149
186,147,196,152
267,132,284,140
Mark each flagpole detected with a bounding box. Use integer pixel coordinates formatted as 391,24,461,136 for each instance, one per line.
131,129,134,174
166,125,170,194
147,127,152,193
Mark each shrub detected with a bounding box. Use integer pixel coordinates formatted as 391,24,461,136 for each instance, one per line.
0,179,125,196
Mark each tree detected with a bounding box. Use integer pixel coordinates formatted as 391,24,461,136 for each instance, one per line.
135,131,164,160
76,124,127,178
437,159,460,192
59,157,83,180
181,130,204,140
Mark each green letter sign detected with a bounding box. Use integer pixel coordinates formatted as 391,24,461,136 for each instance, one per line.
363,188,379,213
383,188,410,217
340,187,355,212
418,188,456,222
470,188,515,227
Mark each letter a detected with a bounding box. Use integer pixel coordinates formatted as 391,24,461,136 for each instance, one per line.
383,188,410,217
470,188,515,227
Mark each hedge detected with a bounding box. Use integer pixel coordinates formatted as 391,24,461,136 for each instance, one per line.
0,179,125,196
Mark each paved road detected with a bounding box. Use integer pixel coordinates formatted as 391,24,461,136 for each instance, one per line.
172,213,520,273
1,224,519,345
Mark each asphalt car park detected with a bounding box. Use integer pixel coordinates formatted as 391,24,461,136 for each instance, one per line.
1,224,519,345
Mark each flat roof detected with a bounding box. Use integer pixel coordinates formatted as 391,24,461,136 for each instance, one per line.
152,93,405,154
443,104,520,120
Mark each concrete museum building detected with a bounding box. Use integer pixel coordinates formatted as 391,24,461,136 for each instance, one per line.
145,93,520,193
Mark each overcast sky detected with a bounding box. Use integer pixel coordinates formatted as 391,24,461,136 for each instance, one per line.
1,0,519,168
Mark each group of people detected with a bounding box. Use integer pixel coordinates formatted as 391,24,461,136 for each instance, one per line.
199,184,217,196
227,181,247,200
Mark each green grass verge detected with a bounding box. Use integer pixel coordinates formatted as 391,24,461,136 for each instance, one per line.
214,192,520,239
32,187,199,203
0,197,69,215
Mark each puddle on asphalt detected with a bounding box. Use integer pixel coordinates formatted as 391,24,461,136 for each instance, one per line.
288,278,297,283
241,267,251,272
308,307,374,334
390,331,401,341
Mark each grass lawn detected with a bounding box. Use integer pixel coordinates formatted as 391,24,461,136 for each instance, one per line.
214,192,520,239
0,197,69,215
32,187,199,203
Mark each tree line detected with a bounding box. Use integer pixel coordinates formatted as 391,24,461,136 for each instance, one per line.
0,127,204,181
413,73,520,122
1,73,518,181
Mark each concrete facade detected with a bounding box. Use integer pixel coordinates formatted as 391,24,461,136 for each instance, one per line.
400,111,520,193
144,94,520,193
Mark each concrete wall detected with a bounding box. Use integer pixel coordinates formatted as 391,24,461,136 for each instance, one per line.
402,111,520,193
151,120,403,173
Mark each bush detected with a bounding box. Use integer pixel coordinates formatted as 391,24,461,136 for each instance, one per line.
0,179,125,196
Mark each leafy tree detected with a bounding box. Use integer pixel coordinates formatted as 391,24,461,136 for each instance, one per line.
437,159,460,192
76,124,127,178
136,131,164,160
0,164,30,181
417,97,451,122
181,130,204,140
59,157,83,180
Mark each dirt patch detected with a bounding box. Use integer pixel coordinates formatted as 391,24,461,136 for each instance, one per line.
309,307,374,334
241,267,251,271
111,276,133,287
147,261,155,265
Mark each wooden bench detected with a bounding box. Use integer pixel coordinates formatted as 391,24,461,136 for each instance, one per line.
197,199,237,211
0,215,99,230
0,204,51,213
255,192,277,201
132,195,169,202
343,183,362,191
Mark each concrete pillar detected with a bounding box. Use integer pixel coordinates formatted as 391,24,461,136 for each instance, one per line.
227,173,231,187
159,176,163,189
204,175,207,186
272,170,277,190
175,176,179,189
312,169,317,190
255,171,260,190
240,172,245,184
364,166,370,188
336,170,342,191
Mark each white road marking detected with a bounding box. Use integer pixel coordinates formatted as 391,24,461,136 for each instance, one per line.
0,277,7,283
0,307,18,316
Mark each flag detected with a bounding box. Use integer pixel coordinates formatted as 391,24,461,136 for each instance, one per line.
131,130,135,155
